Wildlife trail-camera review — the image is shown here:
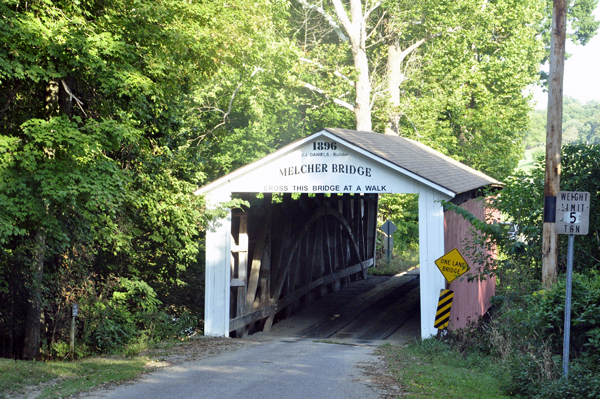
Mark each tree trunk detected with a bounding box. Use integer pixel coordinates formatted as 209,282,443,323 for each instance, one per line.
542,0,567,286
331,0,373,132
385,43,402,135
353,43,372,131
22,78,58,360
22,229,45,360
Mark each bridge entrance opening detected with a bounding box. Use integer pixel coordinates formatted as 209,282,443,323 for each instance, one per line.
228,191,405,338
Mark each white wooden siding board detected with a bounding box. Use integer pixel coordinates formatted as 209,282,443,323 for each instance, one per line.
418,185,448,339
204,222,214,335
194,135,320,195
204,191,232,337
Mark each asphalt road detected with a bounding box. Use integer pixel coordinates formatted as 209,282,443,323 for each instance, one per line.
80,272,419,399
80,338,384,399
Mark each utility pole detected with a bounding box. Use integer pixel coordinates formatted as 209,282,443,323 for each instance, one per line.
542,0,567,286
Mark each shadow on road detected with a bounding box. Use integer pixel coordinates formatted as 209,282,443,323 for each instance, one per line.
252,269,421,345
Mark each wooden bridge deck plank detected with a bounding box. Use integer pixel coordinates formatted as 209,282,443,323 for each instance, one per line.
298,274,418,338
331,279,420,340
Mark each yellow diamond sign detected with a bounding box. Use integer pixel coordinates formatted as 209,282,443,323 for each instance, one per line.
435,248,470,283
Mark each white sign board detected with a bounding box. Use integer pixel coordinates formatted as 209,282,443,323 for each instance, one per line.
228,138,420,194
556,191,590,235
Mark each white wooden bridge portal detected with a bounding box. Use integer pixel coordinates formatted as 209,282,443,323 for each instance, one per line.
195,129,500,339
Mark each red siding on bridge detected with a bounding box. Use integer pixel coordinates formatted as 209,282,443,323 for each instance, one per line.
444,198,497,330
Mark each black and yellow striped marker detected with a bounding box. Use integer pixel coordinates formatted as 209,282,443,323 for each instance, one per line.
434,289,454,329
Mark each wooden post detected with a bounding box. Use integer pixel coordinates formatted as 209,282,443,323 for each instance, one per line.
365,194,376,264
259,195,272,311
245,213,269,312
70,303,78,359
542,0,567,286
70,315,75,358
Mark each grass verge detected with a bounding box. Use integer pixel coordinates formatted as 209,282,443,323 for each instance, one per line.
0,356,148,399
370,248,419,276
378,338,511,399
0,337,242,399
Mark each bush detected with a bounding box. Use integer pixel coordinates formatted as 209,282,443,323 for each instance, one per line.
537,364,600,399
488,272,600,397
492,144,600,278
79,277,149,353
78,276,199,354
449,144,600,290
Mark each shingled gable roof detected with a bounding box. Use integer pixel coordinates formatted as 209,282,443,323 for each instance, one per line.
195,128,500,197
324,128,501,195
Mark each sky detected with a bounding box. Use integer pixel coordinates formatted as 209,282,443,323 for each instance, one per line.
530,6,600,109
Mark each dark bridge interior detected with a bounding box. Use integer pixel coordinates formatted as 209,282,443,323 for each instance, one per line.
229,192,419,340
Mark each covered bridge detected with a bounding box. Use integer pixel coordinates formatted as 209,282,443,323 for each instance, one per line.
195,128,500,339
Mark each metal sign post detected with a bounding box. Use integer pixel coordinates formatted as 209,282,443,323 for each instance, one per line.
380,220,397,262
563,234,574,377
556,191,590,377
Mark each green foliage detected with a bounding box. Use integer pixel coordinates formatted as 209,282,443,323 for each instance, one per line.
524,108,548,149
411,0,545,179
377,194,419,255
79,277,142,353
537,364,600,399
293,0,547,179
111,278,161,313
537,0,599,85
510,144,600,276
1,0,276,358
437,272,600,398
0,116,128,247
523,98,600,151
489,273,600,398
76,276,198,355
559,144,600,270
564,0,600,46
0,0,592,363
50,341,71,360
371,245,419,275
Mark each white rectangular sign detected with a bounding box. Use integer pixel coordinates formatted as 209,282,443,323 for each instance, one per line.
230,138,419,194
556,191,590,235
